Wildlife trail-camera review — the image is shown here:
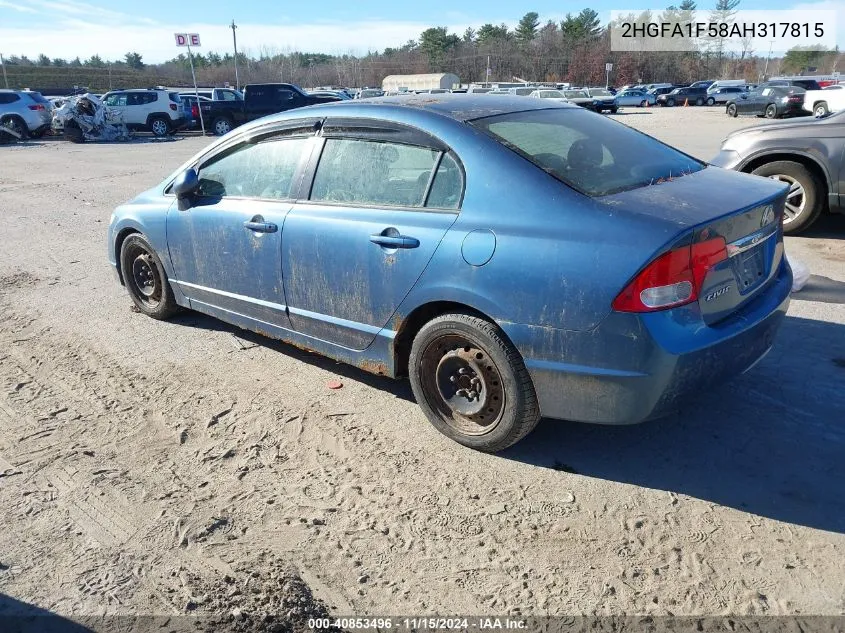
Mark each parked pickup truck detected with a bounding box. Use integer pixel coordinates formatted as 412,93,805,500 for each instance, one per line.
802,86,845,118
200,83,341,135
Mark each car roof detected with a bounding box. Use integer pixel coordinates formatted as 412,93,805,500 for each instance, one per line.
277,94,578,123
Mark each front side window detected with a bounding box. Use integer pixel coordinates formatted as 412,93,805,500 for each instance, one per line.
470,108,703,197
311,138,442,208
197,136,310,200
104,93,126,106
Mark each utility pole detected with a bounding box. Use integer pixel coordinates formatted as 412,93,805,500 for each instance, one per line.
0,53,8,89
762,40,774,81
230,20,240,91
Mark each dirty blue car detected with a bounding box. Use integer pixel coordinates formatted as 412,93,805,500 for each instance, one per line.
108,96,792,452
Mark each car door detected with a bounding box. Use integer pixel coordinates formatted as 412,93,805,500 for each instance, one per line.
737,88,758,113
281,119,463,350
166,125,316,327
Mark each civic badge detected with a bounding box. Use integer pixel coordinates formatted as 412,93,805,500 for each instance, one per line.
761,205,775,227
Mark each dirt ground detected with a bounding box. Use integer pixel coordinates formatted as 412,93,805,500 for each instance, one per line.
0,106,843,626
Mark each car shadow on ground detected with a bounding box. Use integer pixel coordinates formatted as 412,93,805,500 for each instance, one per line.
171,311,415,401
608,111,654,116
792,275,845,304
502,315,845,534
798,212,845,239
0,593,92,632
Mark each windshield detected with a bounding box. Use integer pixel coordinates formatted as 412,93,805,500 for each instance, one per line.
469,108,704,197
564,90,587,99
539,90,564,98
591,89,612,97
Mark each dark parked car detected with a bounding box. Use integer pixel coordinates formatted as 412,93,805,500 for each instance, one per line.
583,88,618,113
725,85,807,119
108,96,791,452
711,109,844,233
656,87,708,106
200,83,341,135
766,79,822,91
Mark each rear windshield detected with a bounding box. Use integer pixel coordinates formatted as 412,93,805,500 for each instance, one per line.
169,92,182,103
25,91,50,104
564,90,587,99
469,108,704,197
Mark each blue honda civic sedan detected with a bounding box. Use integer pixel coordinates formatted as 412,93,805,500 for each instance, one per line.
108,96,792,452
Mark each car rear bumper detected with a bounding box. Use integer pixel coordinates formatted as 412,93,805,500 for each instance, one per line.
502,258,792,425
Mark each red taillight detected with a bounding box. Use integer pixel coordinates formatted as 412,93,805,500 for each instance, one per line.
612,237,727,313
787,95,802,103
169,103,178,111
28,104,46,111
191,104,199,117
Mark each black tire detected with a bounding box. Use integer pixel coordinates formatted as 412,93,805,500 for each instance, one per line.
695,97,704,106
639,100,647,107
29,129,46,139
408,312,540,452
1,116,27,139
609,107,618,113
149,116,171,137
813,101,829,118
212,116,234,136
726,103,738,117
706,97,716,106
667,98,675,107
764,104,778,119
63,121,84,143
751,161,823,235
119,234,180,319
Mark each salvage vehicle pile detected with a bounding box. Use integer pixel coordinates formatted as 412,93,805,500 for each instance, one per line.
51,93,131,143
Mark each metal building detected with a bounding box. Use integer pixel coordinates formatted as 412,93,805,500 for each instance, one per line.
381,73,460,92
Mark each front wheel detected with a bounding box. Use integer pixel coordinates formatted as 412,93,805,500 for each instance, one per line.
751,161,823,234
667,98,675,107
408,312,540,452
119,234,180,319
764,104,778,119
706,97,716,106
726,103,738,117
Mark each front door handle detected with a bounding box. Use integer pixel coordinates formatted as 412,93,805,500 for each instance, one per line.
369,234,420,249
244,220,278,233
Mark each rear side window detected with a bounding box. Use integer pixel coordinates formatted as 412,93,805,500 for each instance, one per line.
470,108,703,197
169,92,181,103
426,153,463,209
0,93,21,104
25,92,50,104
310,138,441,208
197,137,310,200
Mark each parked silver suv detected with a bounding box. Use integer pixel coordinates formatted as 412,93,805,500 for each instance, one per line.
100,89,187,136
0,90,53,138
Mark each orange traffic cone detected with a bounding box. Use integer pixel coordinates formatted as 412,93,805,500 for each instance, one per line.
684,98,689,106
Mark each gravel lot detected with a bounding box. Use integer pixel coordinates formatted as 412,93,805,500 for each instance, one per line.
0,106,843,625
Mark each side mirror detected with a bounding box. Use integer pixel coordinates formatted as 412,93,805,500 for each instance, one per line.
173,168,199,198
173,168,199,210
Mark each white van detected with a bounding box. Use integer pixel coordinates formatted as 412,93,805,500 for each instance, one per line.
707,80,746,93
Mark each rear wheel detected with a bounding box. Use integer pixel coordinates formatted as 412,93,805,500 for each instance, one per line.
726,103,738,117
63,120,84,143
408,312,540,452
814,101,829,117
609,107,618,114
0,116,27,139
695,97,704,106
764,104,778,119
119,234,180,319
149,116,170,137
212,116,233,136
639,100,647,107
751,161,823,234
706,97,716,106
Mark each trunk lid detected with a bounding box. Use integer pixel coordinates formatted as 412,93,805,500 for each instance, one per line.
601,166,788,324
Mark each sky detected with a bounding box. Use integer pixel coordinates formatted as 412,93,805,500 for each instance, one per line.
0,0,842,63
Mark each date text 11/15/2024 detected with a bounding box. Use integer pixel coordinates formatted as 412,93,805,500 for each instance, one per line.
308,617,528,630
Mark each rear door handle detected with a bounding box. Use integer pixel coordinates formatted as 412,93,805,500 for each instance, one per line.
244,221,278,233
369,234,420,249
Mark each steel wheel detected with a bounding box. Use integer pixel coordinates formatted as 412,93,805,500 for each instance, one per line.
150,118,169,137
706,97,715,106
128,248,163,309
2,117,26,138
814,102,828,118
769,174,805,226
727,103,738,117
765,104,777,119
419,335,505,437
